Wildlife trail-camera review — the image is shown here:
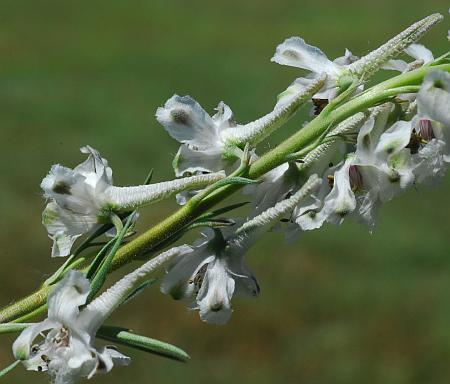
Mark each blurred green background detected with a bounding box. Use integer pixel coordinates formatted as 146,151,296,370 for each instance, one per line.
1,1,449,383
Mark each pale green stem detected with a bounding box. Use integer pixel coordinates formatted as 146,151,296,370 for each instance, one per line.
1,63,449,324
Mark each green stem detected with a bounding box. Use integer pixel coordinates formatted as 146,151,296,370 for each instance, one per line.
1,63,449,324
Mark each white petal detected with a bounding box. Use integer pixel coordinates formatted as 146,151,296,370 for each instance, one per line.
47,270,90,325
377,149,415,201
172,144,231,176
13,319,59,362
381,59,408,72
156,94,221,148
294,199,327,230
374,120,412,159
226,252,260,299
405,43,434,63
75,146,113,186
197,259,235,325
212,101,236,130
105,347,131,367
41,165,102,215
51,232,81,258
42,201,97,257
417,70,450,127
414,139,447,183
160,247,212,300
40,147,113,257
245,163,290,213
321,158,356,224
357,189,380,230
271,37,340,75
333,48,359,66
293,170,333,230
66,336,96,370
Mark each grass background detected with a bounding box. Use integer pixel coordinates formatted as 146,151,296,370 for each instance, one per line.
0,1,449,383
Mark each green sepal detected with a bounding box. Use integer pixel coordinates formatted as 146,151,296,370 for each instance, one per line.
96,325,190,363
42,222,117,287
213,176,260,188
427,51,450,67
87,212,138,302
120,279,156,306
143,168,154,185
187,218,236,230
197,201,249,221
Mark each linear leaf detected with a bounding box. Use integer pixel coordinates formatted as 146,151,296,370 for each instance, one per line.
97,325,190,363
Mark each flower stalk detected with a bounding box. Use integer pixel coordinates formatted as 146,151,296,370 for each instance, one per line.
1,61,448,325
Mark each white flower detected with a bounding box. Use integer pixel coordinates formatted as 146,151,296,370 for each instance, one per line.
271,38,358,101
157,76,325,176
41,146,224,257
13,271,130,384
353,107,416,200
13,246,188,384
160,175,322,323
160,231,259,325
272,14,443,103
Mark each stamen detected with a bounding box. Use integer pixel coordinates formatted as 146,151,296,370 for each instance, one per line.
349,165,364,191
190,264,209,296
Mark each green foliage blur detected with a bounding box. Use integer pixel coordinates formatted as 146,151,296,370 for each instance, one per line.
1,1,449,383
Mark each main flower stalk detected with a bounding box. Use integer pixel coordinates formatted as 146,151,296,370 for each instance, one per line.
1,63,448,324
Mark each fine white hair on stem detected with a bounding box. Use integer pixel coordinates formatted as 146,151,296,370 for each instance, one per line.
105,172,225,209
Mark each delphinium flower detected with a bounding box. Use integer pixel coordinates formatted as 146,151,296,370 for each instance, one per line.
156,76,325,176
272,14,442,103
160,175,321,324
13,271,130,383
41,146,225,257
276,71,450,233
13,245,190,384
288,107,419,230
271,38,360,103
413,70,450,181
